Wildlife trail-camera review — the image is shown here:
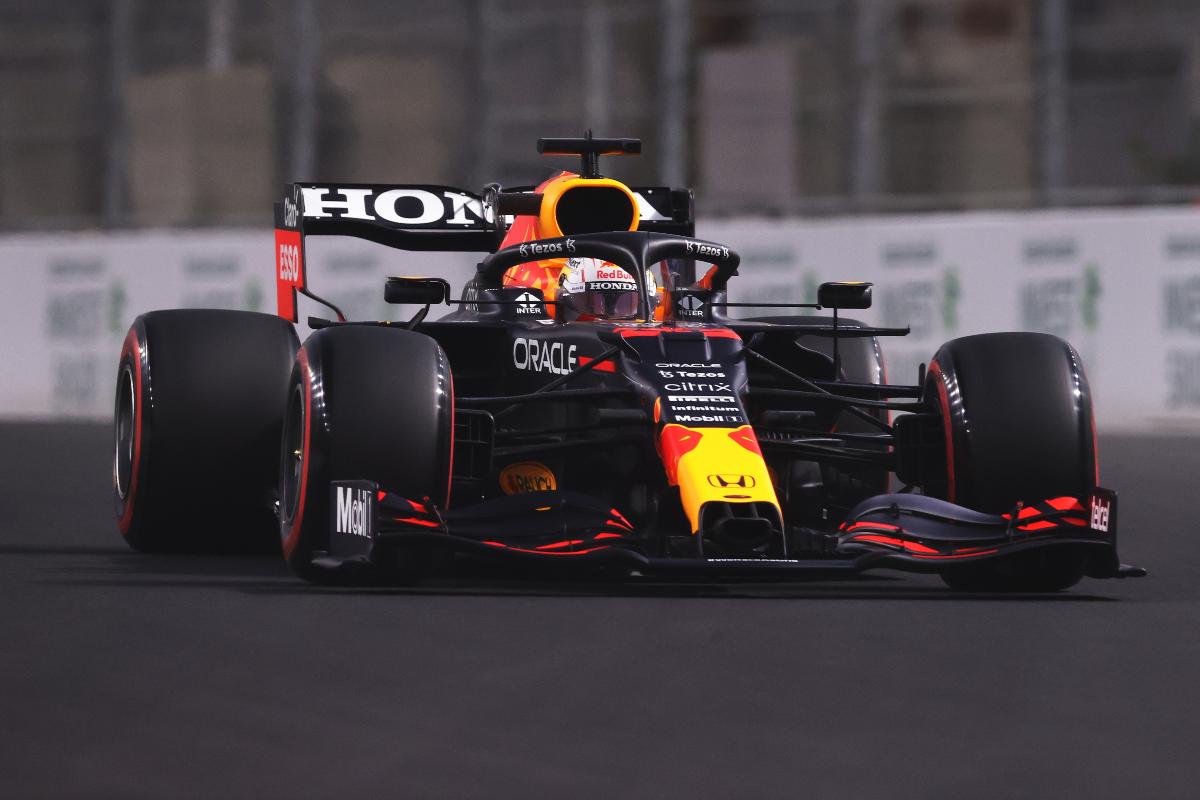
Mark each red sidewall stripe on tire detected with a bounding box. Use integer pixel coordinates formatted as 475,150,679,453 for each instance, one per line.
281,348,313,560
117,328,144,536
445,358,455,509
929,359,956,503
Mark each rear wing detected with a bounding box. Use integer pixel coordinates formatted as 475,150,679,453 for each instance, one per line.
273,182,693,322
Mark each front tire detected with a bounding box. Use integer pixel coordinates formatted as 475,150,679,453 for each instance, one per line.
926,332,1096,591
278,326,454,583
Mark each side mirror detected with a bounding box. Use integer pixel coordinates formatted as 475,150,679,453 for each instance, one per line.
818,281,872,310
385,276,450,305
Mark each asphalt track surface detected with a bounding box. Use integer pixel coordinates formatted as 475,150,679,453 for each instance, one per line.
1,423,1197,798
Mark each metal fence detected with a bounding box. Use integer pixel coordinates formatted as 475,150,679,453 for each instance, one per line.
2,0,1199,230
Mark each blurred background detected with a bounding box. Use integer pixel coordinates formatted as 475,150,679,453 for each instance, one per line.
2,0,1200,427
4,0,1200,229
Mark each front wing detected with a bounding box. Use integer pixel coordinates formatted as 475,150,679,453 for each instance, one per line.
318,481,1144,580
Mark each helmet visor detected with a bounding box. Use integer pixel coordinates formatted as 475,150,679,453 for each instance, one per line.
578,278,639,319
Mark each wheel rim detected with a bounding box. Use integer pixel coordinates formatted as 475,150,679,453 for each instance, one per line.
114,364,136,500
280,382,306,523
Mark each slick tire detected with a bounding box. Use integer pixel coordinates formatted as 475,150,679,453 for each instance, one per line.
114,310,299,553
278,326,454,584
926,332,1096,592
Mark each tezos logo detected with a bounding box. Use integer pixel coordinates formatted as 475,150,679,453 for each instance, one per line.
677,294,706,318
515,292,542,315
684,240,730,260
278,243,301,283
335,487,371,537
513,337,578,375
1090,496,1111,533
518,238,576,259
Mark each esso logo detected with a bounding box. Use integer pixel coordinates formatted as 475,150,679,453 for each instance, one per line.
278,243,301,283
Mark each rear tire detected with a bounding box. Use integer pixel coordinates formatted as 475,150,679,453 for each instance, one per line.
926,332,1096,591
114,310,299,552
278,326,454,583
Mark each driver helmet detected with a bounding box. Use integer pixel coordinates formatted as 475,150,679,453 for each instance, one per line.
557,258,658,321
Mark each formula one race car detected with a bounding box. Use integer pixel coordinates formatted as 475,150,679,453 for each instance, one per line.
113,135,1144,591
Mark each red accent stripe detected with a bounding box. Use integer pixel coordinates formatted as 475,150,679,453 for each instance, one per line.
845,521,900,532
281,348,312,560
929,360,956,503
852,534,906,548
1018,520,1057,531
594,532,625,540
608,507,634,529
728,426,761,455
617,327,741,340
535,539,585,550
117,329,143,536
392,516,441,528
912,549,999,560
501,545,610,557
659,425,703,485
1046,496,1084,512
578,355,617,373
445,360,455,508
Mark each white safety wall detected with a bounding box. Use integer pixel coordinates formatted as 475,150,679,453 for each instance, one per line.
2,206,1199,432
700,208,1200,434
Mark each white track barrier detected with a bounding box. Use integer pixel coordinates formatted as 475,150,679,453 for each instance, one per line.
2,206,1198,432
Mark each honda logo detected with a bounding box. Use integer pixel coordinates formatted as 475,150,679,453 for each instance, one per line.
707,474,756,488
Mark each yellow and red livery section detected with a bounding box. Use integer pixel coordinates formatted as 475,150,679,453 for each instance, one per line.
500,171,639,310
659,423,781,533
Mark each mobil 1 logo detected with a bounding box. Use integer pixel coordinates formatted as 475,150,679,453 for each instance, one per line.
329,480,377,556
